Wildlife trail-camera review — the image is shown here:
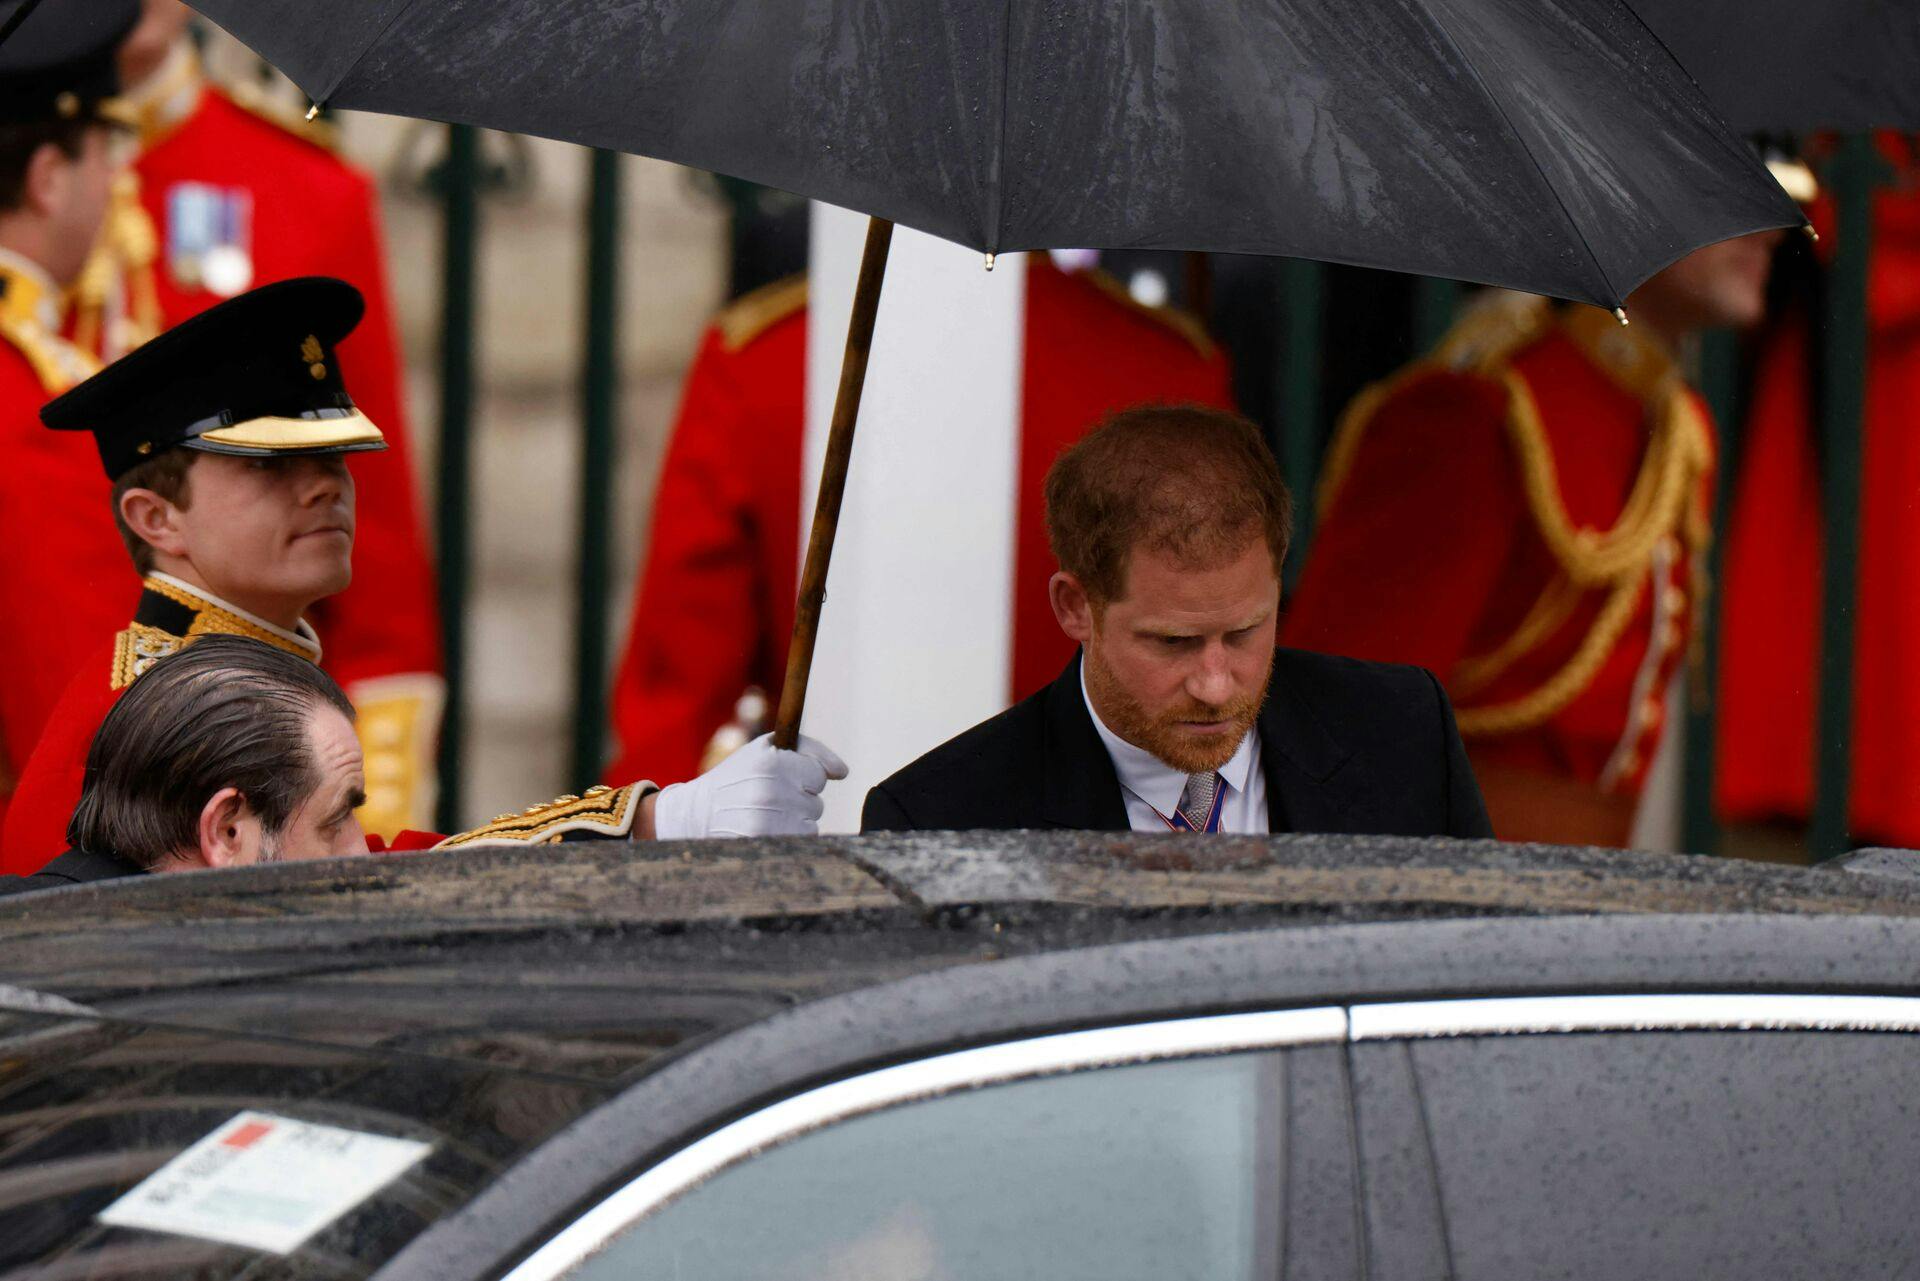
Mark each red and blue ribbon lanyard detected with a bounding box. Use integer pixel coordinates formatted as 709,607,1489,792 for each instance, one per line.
1155,781,1226,833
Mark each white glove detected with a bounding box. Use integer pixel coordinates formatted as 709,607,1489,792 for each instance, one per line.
653,732,849,839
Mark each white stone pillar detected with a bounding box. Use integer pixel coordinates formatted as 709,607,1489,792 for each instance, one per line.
801,204,1027,833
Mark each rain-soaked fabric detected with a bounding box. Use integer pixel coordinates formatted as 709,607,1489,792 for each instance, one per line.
189,0,1800,309
1631,0,1920,134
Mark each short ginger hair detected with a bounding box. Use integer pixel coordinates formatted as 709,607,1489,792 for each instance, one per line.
1044,404,1292,604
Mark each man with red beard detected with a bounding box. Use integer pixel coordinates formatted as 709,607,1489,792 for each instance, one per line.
862,405,1490,837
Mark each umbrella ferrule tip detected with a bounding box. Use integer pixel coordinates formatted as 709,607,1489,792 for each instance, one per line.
1613,307,1629,327
305,102,321,121
1804,223,1821,243
983,253,996,272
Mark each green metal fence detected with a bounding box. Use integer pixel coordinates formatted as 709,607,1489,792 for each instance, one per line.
1811,135,1880,861
433,125,479,834
570,149,623,792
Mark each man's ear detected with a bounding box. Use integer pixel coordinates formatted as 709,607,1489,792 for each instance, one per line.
1049,571,1096,644
195,787,254,869
119,486,189,560
19,140,73,219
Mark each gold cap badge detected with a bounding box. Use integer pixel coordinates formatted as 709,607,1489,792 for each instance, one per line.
301,334,326,380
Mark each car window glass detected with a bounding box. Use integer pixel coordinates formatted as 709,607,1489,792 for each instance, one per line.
567,1050,1295,1281
1389,1030,1920,1280
0,1010,607,1279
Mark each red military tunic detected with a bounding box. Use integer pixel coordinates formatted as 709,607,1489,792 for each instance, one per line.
1717,136,1920,845
606,257,1234,784
0,252,106,842
0,576,325,873
0,566,651,869
46,47,442,835
1282,296,1714,846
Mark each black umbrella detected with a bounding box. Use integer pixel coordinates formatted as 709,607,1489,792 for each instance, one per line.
1632,0,1920,134
187,0,1803,752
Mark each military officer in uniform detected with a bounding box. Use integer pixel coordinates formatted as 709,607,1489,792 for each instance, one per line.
1,277,846,874
0,0,141,842
606,254,1235,785
15,0,443,837
1281,232,1785,847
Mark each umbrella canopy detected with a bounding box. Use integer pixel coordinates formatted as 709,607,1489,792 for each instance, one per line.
1632,0,1920,134
191,0,1800,311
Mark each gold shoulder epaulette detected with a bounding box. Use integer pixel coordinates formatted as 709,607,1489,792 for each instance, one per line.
1314,288,1547,518
223,79,340,152
0,318,98,396
109,623,185,691
1426,289,1553,373
1080,267,1216,359
434,781,657,849
715,274,808,352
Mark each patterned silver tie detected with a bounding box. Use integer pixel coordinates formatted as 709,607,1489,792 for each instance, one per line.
1177,771,1221,831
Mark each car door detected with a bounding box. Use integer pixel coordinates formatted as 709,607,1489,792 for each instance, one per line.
499,1008,1366,1281
502,992,1920,1281
1346,993,1920,1280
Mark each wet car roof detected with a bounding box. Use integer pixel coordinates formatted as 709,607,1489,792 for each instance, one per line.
7,833,1920,1279
4,832,1919,1088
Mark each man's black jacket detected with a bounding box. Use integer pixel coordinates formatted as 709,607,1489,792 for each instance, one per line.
862,650,1493,837
0,847,142,897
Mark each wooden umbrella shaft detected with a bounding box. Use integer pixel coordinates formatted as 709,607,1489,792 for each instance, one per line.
772,215,895,751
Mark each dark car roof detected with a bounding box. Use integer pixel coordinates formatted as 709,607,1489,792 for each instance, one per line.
5,832,1920,1087
8,833,1920,1280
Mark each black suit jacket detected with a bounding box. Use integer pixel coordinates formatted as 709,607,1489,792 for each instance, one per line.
862,650,1492,837
0,847,143,898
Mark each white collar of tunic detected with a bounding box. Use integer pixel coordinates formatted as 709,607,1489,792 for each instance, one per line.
148,571,322,660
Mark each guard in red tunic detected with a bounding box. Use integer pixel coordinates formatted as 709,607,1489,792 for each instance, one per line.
0,0,141,841
605,256,1234,785
1281,232,1783,847
41,4,443,836
1,277,394,873
1717,136,1920,846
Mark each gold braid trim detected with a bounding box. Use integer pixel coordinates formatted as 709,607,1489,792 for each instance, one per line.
139,577,316,658
0,315,96,394
1452,379,1714,738
434,782,656,848
1316,290,1554,521
71,172,163,360
1312,296,1715,742
716,274,808,352
1449,576,1582,702
1454,576,1646,737
109,622,185,690
1496,369,1711,587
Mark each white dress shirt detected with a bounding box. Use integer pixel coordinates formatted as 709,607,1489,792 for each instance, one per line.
1081,663,1269,834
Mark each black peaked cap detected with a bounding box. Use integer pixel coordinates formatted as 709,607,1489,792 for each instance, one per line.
0,0,140,125
41,276,387,481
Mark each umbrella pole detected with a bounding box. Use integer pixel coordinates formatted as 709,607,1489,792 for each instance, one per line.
772,215,895,751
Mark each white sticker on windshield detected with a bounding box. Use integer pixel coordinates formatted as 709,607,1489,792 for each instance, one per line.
98,1110,431,1254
